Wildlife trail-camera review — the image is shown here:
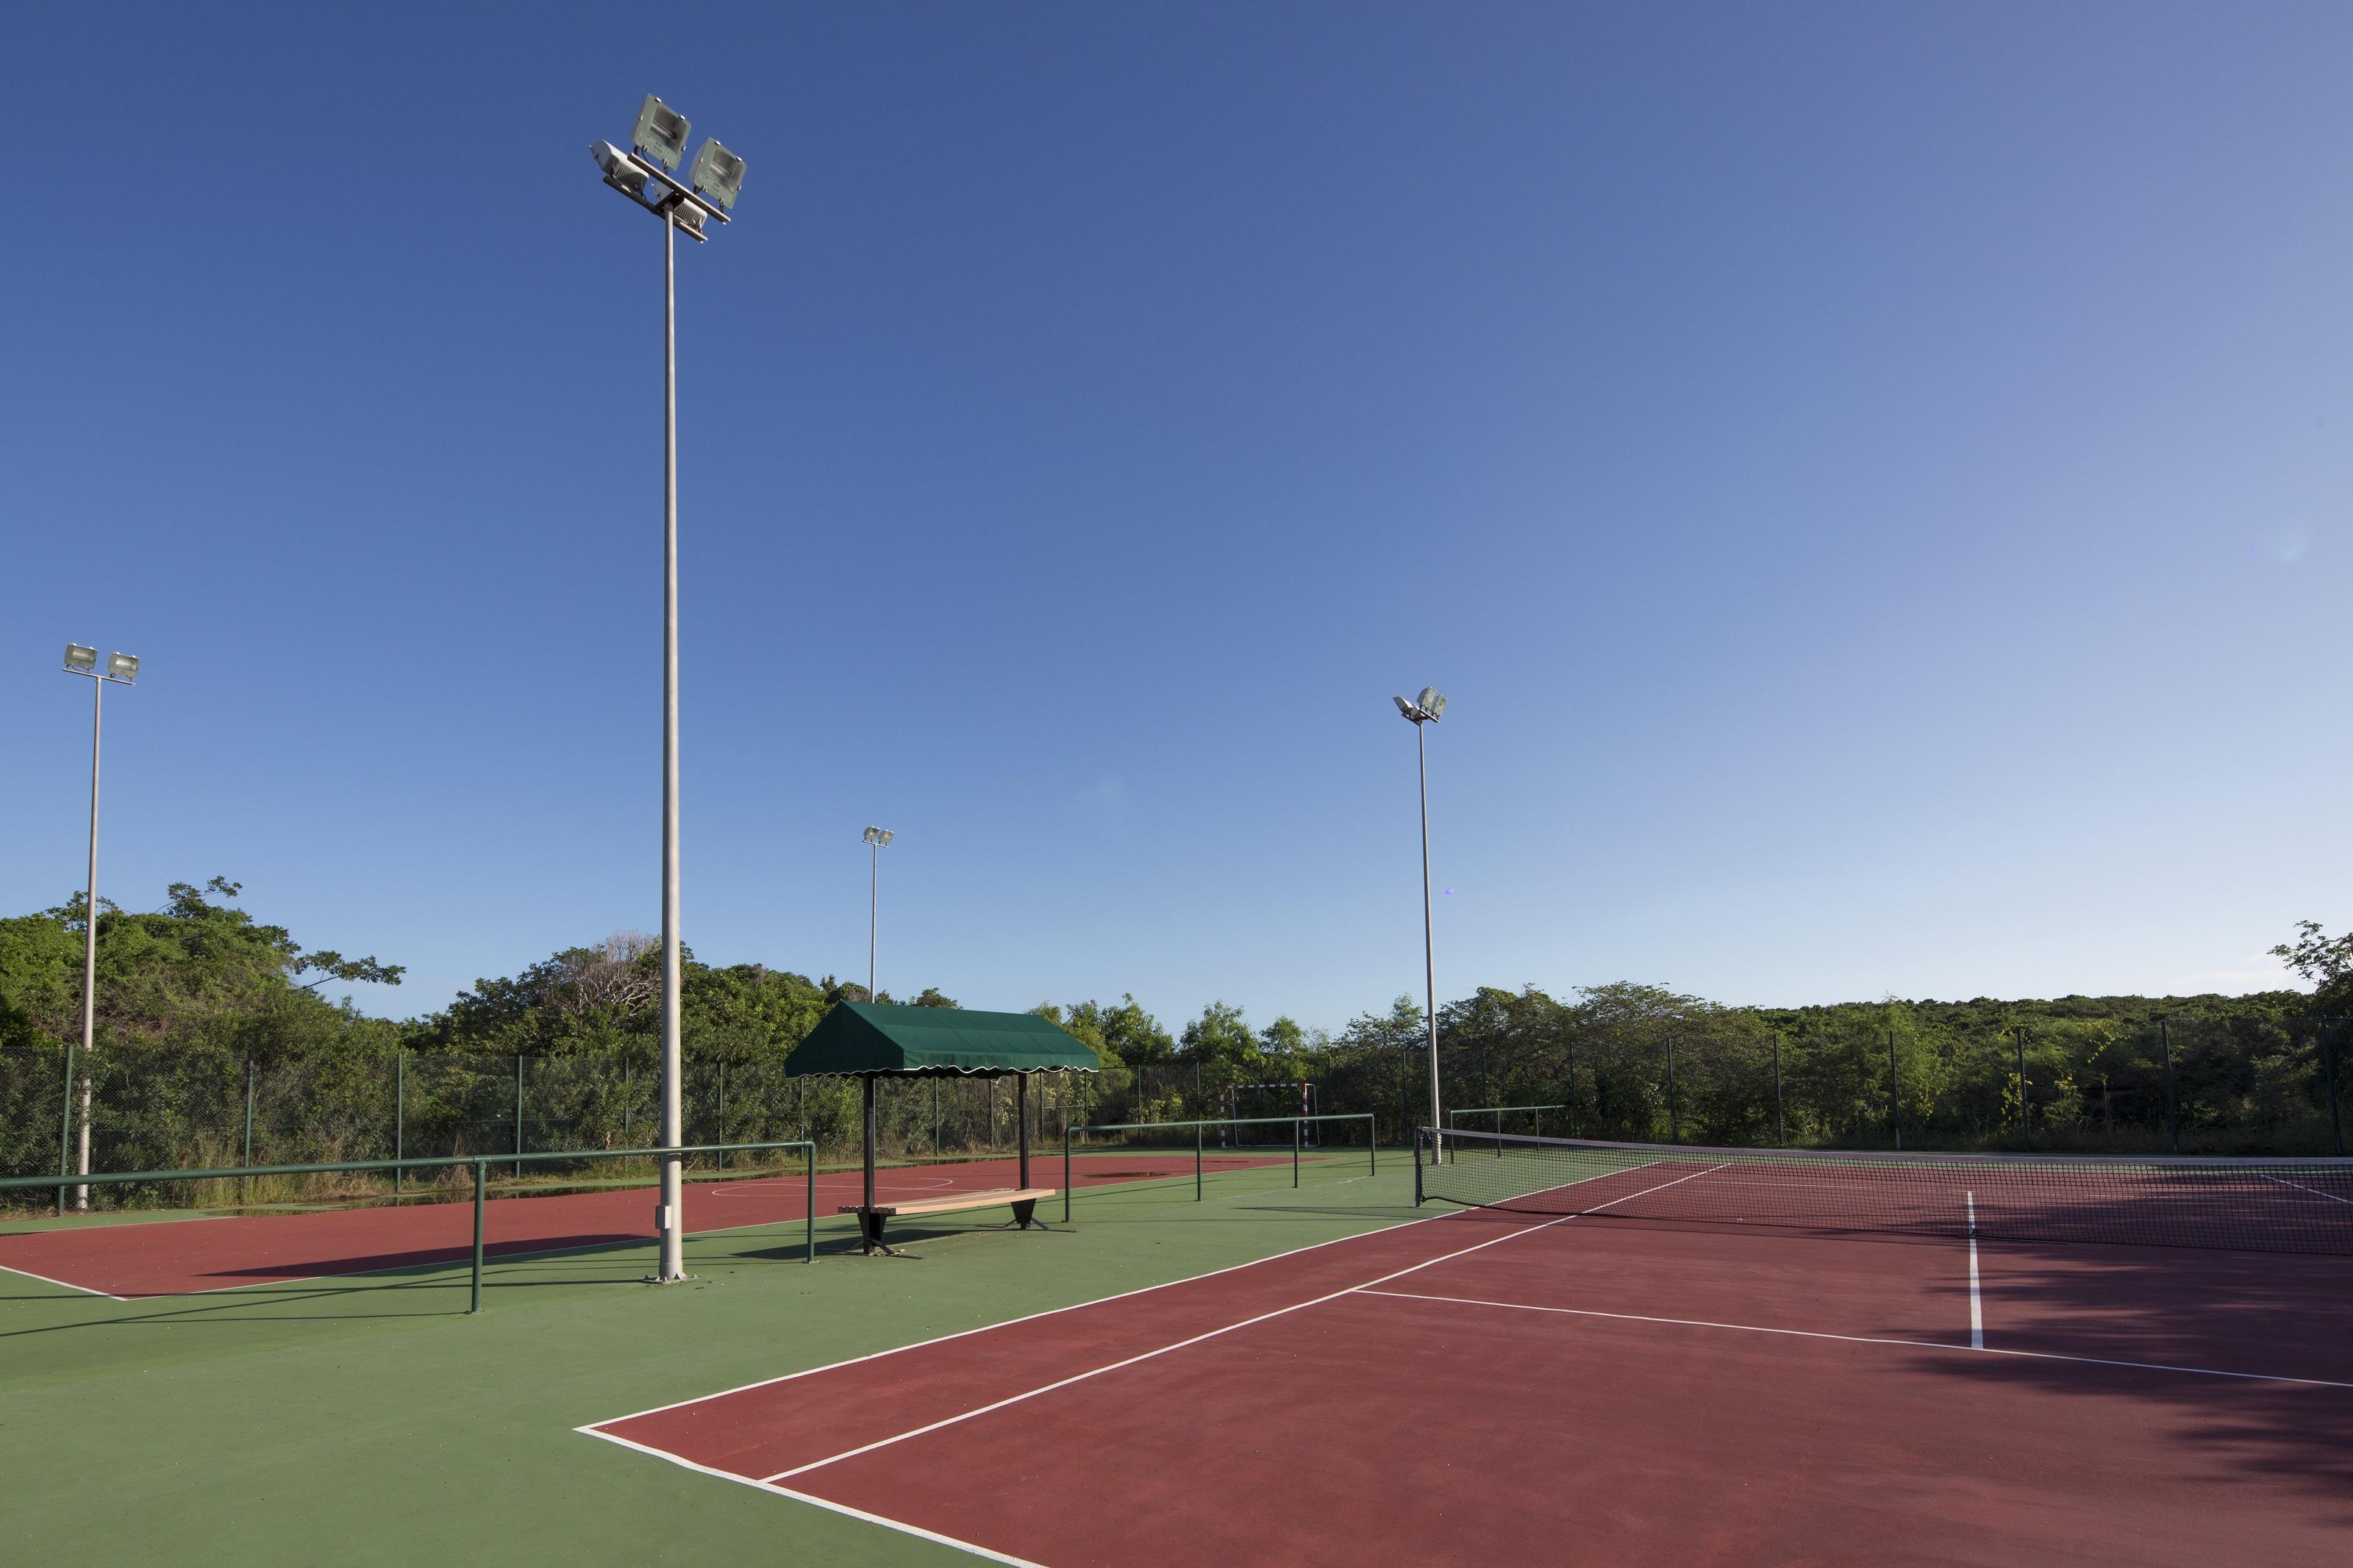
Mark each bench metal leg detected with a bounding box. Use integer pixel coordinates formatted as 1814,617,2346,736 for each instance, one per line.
1007,1198,1041,1231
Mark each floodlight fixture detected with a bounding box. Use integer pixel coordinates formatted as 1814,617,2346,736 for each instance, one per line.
593,141,651,201
863,826,894,848
1395,690,1445,724
632,95,691,172
688,138,746,210
63,644,97,673
107,653,138,683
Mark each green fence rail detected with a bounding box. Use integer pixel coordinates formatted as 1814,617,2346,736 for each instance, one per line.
1061,1114,1378,1221
0,1139,816,1312
1444,1103,1568,1139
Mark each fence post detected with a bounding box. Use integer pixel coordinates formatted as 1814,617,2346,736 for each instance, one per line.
1665,1037,1679,1145
2325,1023,2344,1158
2016,1028,2029,1151
242,1057,255,1204
1888,1028,1901,1152
1565,1037,1577,1136
513,1053,524,1180
2160,1020,2179,1155
394,1050,405,1196
470,1159,486,1314
1772,1031,1785,1147
57,1040,75,1216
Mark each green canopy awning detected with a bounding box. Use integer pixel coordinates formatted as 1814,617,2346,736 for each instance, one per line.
784,1003,1101,1078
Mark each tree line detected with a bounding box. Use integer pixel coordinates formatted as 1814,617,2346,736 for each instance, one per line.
3,878,2348,1175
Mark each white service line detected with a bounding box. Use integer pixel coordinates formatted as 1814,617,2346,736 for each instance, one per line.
2256,1173,2353,1208
1354,1287,2353,1391
576,1425,1054,1567
755,1162,1728,1484
1966,1191,1983,1350
0,1259,133,1301
582,1156,1653,1431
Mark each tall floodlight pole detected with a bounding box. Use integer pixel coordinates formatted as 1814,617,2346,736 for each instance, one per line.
1393,687,1447,1163
60,646,138,1211
863,827,895,999
592,96,748,1283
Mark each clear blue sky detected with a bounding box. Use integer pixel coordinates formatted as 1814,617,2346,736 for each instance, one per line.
6,3,2348,1031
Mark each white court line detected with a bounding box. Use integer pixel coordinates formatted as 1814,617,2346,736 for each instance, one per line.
1967,1191,1983,1350
582,1157,1652,1431
1354,1288,2353,1392
576,1425,1051,1568
755,1163,1727,1483
0,1259,133,1302
2257,1173,2353,1208
20,1185,849,1300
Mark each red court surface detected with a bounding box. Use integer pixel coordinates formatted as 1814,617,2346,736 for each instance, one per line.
587,1161,2353,1568
0,1153,1283,1299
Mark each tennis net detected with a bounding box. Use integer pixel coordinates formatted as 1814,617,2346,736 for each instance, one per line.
1416,1128,2353,1256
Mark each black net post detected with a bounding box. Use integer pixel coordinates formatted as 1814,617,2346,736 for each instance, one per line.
1771,1031,1785,1147
241,1057,255,1205
1195,1120,1203,1201
470,1161,485,1314
1293,1113,1301,1188
513,1054,524,1180
393,1050,404,1195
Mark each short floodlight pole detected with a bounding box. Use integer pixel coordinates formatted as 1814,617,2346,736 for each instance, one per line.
1394,688,1447,1164
863,827,894,999
60,646,138,1211
591,96,748,1285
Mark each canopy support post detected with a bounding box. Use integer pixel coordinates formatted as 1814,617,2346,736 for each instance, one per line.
1018,1071,1031,1190
863,1074,876,1213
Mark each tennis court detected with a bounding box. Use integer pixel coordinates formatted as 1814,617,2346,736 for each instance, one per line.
586,1139,2353,1567
0,1150,1288,1299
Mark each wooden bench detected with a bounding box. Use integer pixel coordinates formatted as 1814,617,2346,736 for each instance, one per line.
840,1186,1057,1256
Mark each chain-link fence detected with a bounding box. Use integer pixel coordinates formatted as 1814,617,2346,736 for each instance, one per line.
6,1013,2343,1211
0,1052,1307,1211
1411,1013,2350,1158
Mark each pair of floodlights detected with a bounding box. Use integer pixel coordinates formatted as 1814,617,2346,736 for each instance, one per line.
591,95,747,239
1393,687,1446,724
63,645,138,684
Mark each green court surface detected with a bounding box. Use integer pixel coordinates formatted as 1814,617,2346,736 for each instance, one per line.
0,1152,1417,1567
